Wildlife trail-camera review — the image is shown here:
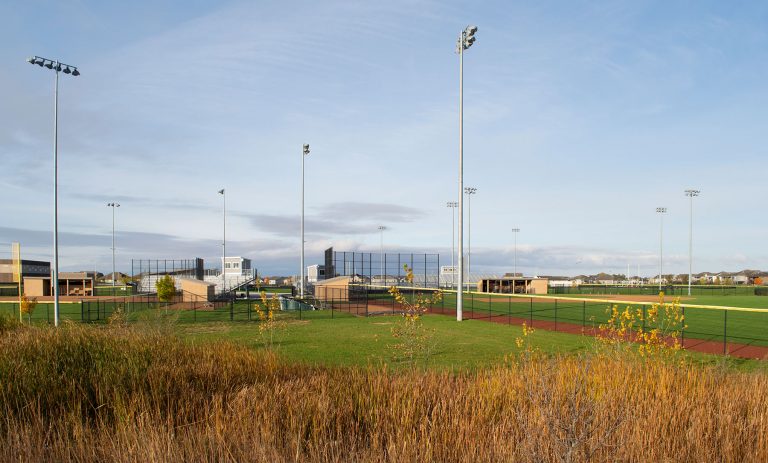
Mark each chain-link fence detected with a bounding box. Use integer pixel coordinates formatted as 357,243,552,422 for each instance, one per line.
331,251,442,287
4,284,768,359
549,284,762,296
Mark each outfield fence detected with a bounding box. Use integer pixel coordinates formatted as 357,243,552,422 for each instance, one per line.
337,285,768,358
549,284,763,296
4,285,768,358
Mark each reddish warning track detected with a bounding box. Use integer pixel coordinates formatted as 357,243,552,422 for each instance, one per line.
362,303,768,360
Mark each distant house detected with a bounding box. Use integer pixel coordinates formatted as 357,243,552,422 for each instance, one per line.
733,274,749,285
541,276,572,288
102,272,129,284
571,276,588,286
594,273,617,285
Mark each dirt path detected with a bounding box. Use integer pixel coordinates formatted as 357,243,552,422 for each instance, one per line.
363,303,768,360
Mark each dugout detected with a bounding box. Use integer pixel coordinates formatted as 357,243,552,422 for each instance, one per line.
23,271,96,297
180,278,216,302
313,276,352,301
478,277,548,295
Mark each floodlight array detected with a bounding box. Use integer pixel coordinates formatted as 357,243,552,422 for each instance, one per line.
27,56,80,76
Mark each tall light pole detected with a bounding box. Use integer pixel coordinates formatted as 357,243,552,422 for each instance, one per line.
218,189,226,292
107,203,120,293
464,187,477,277
656,207,667,292
300,144,310,298
511,228,520,278
27,56,80,327
378,225,386,284
456,25,477,321
685,189,700,296
447,202,458,289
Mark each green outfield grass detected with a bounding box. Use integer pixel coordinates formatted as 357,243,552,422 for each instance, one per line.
4,288,768,352
551,292,768,309
178,314,595,370
549,284,760,296
0,297,761,370
179,313,764,371
378,290,768,348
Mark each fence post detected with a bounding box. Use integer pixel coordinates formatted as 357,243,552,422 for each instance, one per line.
554,299,558,332
642,305,646,335
81,300,84,322
471,292,474,319
582,300,586,329
508,295,511,325
230,299,234,322
723,309,728,355
488,295,491,320
299,298,302,320
680,306,684,348
529,297,533,326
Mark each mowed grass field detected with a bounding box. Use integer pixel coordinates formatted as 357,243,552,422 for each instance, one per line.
5,289,768,349
179,312,592,370
388,291,768,347
552,292,768,309
4,299,757,370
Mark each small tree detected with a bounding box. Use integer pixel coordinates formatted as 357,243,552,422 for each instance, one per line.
255,291,283,349
755,277,764,286
387,265,442,367
156,275,176,313
19,294,37,324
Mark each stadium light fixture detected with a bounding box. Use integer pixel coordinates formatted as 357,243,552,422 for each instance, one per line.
446,202,458,289
685,190,700,296
300,144,310,298
456,25,478,321
107,203,121,293
27,55,80,327
656,207,667,291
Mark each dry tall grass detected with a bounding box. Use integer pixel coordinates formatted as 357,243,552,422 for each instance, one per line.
1,321,767,462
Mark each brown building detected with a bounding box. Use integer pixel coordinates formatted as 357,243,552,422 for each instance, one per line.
477,277,548,295
23,272,97,297
313,276,352,301
0,259,50,283
180,278,216,302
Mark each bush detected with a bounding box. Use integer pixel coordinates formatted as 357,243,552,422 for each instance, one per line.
0,313,21,333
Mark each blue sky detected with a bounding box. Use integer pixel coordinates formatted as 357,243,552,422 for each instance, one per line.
1,0,768,276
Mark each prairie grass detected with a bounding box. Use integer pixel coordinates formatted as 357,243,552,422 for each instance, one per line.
1,320,767,462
